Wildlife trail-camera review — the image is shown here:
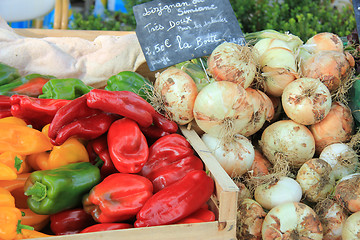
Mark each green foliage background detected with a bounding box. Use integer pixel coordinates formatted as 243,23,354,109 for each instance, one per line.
71,0,356,41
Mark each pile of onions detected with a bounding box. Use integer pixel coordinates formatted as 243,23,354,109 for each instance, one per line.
282,77,332,125
262,202,323,240
153,67,198,125
310,101,354,154
207,42,257,89
259,120,315,168
254,38,299,97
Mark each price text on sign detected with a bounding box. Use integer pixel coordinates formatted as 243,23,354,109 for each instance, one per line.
133,0,245,71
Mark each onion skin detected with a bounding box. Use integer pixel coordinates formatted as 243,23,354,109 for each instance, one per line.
342,211,360,240
193,81,252,137
296,158,335,202
282,78,332,125
207,42,257,88
304,32,344,54
154,67,198,125
334,173,360,213
250,149,272,177
237,198,266,240
262,202,323,240
310,101,354,154
300,50,355,93
259,120,315,168
254,176,302,210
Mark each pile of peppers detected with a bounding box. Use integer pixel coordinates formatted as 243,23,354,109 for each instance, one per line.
0,68,216,239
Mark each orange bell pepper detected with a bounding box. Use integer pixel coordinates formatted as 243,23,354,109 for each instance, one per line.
15,229,52,239
21,208,50,231
0,117,27,126
0,187,33,240
0,123,53,155
0,152,27,180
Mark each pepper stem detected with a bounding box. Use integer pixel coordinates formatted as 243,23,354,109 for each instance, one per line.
16,220,34,234
24,182,47,201
14,156,23,172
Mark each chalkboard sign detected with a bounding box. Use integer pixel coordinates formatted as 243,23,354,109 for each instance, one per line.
133,0,245,71
353,0,360,41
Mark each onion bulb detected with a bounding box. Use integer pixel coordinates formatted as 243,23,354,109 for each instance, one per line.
207,42,257,88
154,67,198,125
300,50,355,93
302,32,344,55
259,120,315,168
310,101,354,154
262,202,323,240
296,158,336,202
319,143,358,180
201,133,255,178
282,77,332,125
315,198,348,240
334,173,360,213
193,81,252,137
249,149,272,177
237,198,266,240
342,211,360,240
254,176,302,210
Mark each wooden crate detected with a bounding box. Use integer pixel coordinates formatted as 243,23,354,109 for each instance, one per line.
13,29,239,240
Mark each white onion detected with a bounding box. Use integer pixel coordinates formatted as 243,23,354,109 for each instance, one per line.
259,120,315,168
193,81,252,137
342,211,360,240
296,158,336,202
319,143,358,180
253,38,292,57
282,78,332,125
262,202,323,240
254,176,302,210
154,67,198,125
201,133,255,178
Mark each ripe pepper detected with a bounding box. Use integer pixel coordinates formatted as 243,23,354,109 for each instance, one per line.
24,162,101,215
86,89,155,128
83,173,153,223
39,78,93,100
10,74,53,97
107,118,149,173
0,152,27,180
176,207,215,224
141,134,203,192
0,116,27,126
0,95,12,119
86,135,118,179
80,223,133,233
134,170,214,227
10,95,71,130
0,123,53,155
0,187,34,240
48,94,116,146
104,71,153,103
50,208,96,235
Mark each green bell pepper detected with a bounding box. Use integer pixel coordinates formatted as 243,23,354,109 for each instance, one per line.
0,63,20,86
39,78,94,100
349,78,360,127
104,71,153,102
24,162,101,215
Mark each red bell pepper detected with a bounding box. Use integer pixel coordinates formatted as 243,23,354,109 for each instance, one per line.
134,169,214,228
80,223,133,233
11,76,50,97
107,118,149,173
0,95,12,119
86,135,118,179
176,207,215,224
48,95,116,145
83,173,153,223
50,208,96,235
141,134,203,192
86,89,155,128
10,95,71,130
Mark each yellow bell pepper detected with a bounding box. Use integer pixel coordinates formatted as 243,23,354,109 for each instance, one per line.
0,152,27,180
0,117,27,126
0,123,53,155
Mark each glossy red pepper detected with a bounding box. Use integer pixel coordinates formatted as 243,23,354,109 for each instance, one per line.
83,173,153,223
107,118,149,173
134,169,214,228
0,95,12,119
86,135,118,179
48,95,116,145
141,134,203,192
80,223,133,233
10,95,71,129
50,208,96,235
176,207,215,224
86,89,155,128
11,77,49,97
